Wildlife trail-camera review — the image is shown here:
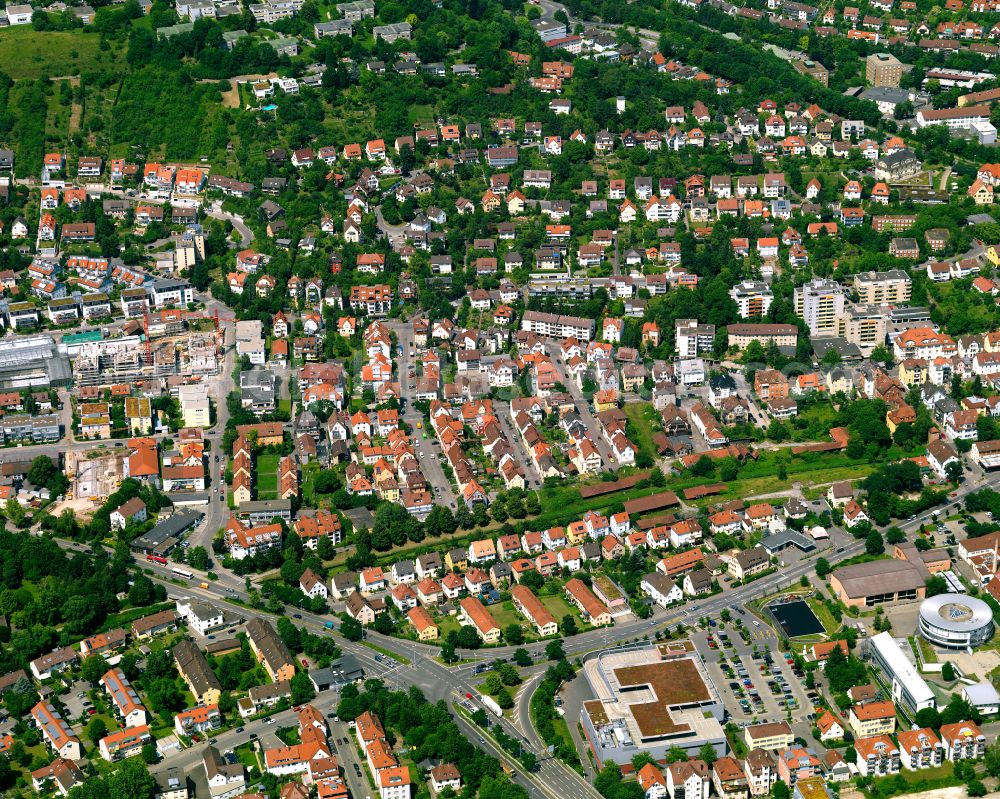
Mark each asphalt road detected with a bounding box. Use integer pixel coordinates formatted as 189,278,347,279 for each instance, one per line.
549,354,615,466
49,462,992,799
388,320,460,508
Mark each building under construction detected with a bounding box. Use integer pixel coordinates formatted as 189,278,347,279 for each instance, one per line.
71,312,223,387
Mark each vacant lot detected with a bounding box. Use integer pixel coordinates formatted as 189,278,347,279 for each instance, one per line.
0,27,110,79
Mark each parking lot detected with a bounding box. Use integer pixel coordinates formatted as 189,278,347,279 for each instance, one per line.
62,679,96,722
696,619,815,728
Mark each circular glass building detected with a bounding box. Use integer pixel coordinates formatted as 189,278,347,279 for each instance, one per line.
918,593,994,649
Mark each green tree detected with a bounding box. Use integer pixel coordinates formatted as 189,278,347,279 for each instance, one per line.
339,615,363,641
545,640,565,661
504,624,524,645
983,740,1000,777
690,456,716,477
773,780,791,799
815,558,831,578
940,693,980,725
632,753,657,771
915,707,941,729
495,687,514,709
719,459,739,482
291,671,316,704
4,499,26,528
107,754,157,799
699,743,718,768
941,662,955,681
865,529,885,556
187,546,209,570
80,655,106,685
86,717,107,744
561,615,579,636
870,345,894,366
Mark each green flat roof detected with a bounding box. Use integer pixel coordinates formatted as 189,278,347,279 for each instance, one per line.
62,330,103,345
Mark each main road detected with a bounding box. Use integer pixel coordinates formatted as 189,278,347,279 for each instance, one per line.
50,461,986,799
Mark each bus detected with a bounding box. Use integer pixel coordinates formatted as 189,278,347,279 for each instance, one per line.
146,555,168,565
172,567,194,580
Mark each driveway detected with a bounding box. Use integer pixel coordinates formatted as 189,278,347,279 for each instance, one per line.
207,205,254,248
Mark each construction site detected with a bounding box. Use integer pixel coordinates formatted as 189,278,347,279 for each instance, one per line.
70,311,225,387
65,446,129,500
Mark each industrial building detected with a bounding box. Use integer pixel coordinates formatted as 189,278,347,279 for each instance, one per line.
829,560,926,607
0,335,71,389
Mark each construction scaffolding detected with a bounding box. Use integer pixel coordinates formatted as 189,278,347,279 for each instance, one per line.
71,310,224,387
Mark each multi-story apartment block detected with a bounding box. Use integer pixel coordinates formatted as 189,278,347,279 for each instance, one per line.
795,279,847,337
853,270,911,304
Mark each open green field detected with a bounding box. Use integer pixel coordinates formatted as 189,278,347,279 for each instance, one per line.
489,601,525,630
257,453,279,499
0,26,113,79
711,451,874,502
539,594,576,622
437,613,462,639
624,401,659,464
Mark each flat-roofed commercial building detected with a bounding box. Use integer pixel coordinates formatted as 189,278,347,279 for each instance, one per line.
861,632,936,716
579,643,726,767
867,53,904,86
918,594,993,649
521,310,595,342
795,279,846,338
836,305,888,354
972,439,1000,470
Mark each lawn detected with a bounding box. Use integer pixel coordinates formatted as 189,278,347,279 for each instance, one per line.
539,594,576,623
489,601,525,631
624,401,659,464
234,741,261,772
256,453,279,500
0,26,113,80
710,453,875,502
407,103,434,126
275,727,299,746
804,595,840,635
437,613,462,639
